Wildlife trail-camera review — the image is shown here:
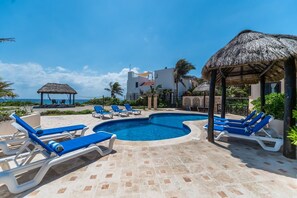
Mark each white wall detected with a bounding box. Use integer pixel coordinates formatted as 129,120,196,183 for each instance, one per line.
155,68,175,89
155,67,192,97
126,68,193,100
126,71,150,100
179,78,192,96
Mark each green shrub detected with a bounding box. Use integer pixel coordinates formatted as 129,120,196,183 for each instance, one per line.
288,126,297,146
0,111,10,121
251,93,284,119
288,108,297,146
0,101,38,106
75,102,84,107
0,107,30,121
41,109,93,116
84,97,121,106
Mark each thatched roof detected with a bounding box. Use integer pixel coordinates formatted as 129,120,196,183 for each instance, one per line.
202,30,297,84
194,82,210,92
37,83,77,94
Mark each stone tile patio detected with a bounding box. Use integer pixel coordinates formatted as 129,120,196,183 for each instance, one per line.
0,110,296,197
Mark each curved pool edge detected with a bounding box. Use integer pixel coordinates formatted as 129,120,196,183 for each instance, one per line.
93,111,209,147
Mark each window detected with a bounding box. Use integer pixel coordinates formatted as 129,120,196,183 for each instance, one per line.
135,82,138,88
265,82,281,95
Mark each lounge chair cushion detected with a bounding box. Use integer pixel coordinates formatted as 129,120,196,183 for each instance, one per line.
94,106,105,113
215,110,257,123
214,112,264,128
111,105,127,113
36,124,86,136
58,132,113,155
212,125,251,136
48,140,64,152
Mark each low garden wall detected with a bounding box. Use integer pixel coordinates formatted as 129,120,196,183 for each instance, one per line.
0,113,41,135
182,96,221,113
268,119,284,137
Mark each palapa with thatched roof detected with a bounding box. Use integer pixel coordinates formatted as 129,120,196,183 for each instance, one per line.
37,83,77,94
193,82,210,92
201,30,297,159
37,83,77,106
202,30,297,84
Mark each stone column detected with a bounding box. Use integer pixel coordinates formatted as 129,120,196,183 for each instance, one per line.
147,94,152,110
153,94,158,110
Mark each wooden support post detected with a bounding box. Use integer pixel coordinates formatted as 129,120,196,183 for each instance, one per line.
69,94,71,105
203,92,206,108
207,70,217,143
221,77,226,118
283,57,296,159
40,93,43,105
73,94,75,105
260,75,266,112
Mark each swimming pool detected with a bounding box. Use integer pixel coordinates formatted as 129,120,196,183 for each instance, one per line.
93,113,207,141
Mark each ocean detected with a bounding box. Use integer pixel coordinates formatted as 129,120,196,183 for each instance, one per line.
1,98,89,105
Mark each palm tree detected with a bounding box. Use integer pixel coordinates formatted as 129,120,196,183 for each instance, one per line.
174,59,196,107
0,78,17,99
147,84,162,95
104,82,124,98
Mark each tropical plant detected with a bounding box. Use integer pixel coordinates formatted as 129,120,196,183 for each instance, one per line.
251,93,284,119
84,96,121,105
226,85,249,97
147,85,162,95
288,108,297,146
104,82,124,98
174,59,195,107
40,109,93,116
0,101,37,106
0,78,17,99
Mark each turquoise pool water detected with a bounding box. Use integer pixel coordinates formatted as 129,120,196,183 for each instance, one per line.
93,113,207,141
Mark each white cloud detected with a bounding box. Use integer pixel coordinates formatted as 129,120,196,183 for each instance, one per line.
83,65,89,70
0,61,139,99
56,66,67,72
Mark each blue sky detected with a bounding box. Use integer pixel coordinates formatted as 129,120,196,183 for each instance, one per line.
0,0,296,99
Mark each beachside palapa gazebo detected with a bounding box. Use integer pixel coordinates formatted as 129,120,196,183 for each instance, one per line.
37,83,77,106
193,82,212,108
202,30,297,159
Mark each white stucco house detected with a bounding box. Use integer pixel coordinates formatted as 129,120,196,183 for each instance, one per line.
126,67,192,101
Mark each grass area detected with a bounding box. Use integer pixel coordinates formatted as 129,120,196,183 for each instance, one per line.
0,101,38,106
40,109,93,116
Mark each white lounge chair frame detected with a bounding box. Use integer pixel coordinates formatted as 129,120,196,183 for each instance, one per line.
127,110,141,115
215,131,283,152
214,117,283,152
0,125,116,194
92,111,113,119
0,122,88,156
111,111,129,117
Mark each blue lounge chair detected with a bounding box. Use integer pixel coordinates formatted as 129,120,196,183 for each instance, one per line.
124,104,141,115
111,105,129,117
215,110,257,123
0,114,88,155
0,115,116,194
205,115,283,152
92,105,113,119
214,112,264,128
